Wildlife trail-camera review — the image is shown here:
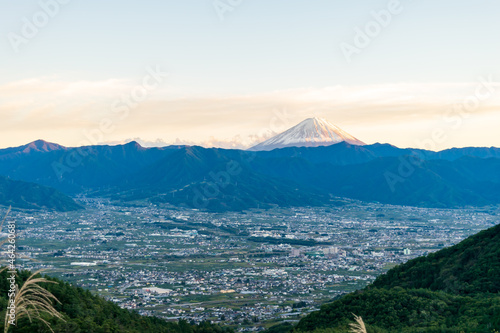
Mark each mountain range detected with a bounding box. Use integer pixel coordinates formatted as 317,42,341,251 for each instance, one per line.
1,118,500,211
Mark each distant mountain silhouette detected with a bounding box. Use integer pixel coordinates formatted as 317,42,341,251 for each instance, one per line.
0,139,66,157
1,140,500,211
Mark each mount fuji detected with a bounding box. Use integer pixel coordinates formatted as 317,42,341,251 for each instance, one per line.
249,117,365,151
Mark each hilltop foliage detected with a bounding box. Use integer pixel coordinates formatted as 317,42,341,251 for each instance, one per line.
291,223,500,332
0,269,232,333
370,223,500,294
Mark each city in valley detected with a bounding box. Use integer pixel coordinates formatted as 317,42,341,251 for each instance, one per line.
6,200,499,330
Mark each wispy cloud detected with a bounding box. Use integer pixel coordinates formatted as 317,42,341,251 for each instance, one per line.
1,78,499,150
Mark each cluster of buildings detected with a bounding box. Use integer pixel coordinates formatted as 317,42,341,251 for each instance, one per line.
4,200,498,329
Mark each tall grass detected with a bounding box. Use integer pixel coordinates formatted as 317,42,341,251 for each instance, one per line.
349,314,367,333
1,207,65,332
4,269,65,333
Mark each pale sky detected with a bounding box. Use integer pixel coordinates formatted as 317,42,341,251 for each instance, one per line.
1,0,499,150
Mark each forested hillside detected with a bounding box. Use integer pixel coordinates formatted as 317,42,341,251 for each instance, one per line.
291,223,500,332
0,269,232,333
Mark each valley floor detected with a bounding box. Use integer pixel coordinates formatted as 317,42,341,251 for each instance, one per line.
6,200,499,330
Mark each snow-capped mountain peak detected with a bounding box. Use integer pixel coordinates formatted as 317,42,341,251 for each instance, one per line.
249,117,365,151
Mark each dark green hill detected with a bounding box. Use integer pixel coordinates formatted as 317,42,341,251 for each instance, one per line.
292,223,500,332
117,146,328,211
295,288,500,332
0,269,232,333
0,175,82,211
370,223,500,294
